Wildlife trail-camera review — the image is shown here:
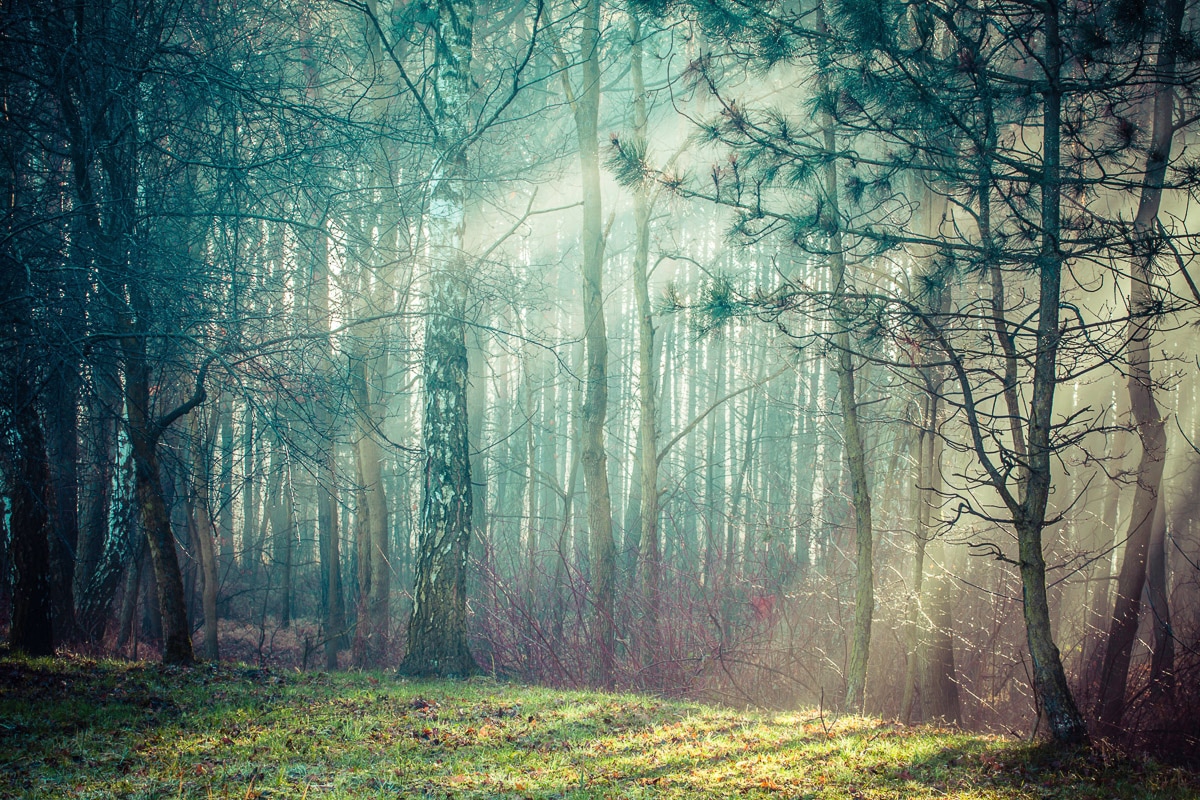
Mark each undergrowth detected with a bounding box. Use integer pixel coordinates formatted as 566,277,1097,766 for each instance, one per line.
1,651,1196,799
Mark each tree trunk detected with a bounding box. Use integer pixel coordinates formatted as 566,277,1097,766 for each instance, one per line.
402,257,477,677
630,11,662,689
44,358,80,644
189,411,220,660
564,0,616,689
922,533,960,723
1146,492,1174,700
318,460,344,667
267,435,293,630
127,420,194,665
817,7,873,713
118,300,197,666
298,20,346,669
7,372,57,657
1083,409,1125,674
900,425,928,724
918,277,959,724
399,0,478,678
1095,0,1184,737
352,351,390,667
242,404,258,584
75,353,122,641
117,540,146,654
1013,4,1086,744
217,391,235,611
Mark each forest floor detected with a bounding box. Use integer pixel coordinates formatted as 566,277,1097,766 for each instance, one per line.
1,651,1197,799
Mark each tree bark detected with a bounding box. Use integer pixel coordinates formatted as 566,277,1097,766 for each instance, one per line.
298,19,346,669
816,6,874,713
900,424,928,724
399,0,479,678
126,402,194,665
579,1,616,690
351,351,391,667
189,410,220,660
217,391,235,608
1013,2,1086,744
75,352,122,641
44,358,80,644
629,10,662,689
564,0,617,689
1095,0,1184,737
1146,493,1174,700
6,372,57,657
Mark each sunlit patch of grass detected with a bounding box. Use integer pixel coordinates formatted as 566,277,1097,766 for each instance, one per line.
1,650,1196,798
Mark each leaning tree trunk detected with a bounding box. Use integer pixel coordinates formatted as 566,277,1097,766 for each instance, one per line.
124,371,195,665
1095,0,1184,738
1099,0,1180,738
117,237,201,665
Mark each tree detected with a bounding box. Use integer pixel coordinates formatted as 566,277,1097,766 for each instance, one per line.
1096,0,1189,737
628,8,665,687
616,0,1200,742
188,408,221,660
397,0,482,678
0,269,57,657
553,0,619,689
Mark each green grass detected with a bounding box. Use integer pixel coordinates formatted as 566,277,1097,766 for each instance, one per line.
0,651,1195,799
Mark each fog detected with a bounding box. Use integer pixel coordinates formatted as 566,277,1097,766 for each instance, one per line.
2,0,1199,750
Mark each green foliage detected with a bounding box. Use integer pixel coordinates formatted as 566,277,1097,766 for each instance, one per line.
692,273,743,337
1106,0,1153,42
833,0,893,52
605,133,650,189
756,21,799,69
2,653,1198,799
691,1,753,41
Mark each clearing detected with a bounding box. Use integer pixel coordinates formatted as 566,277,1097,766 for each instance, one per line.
0,652,1195,799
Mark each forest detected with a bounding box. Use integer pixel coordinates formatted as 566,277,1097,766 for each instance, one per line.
2,0,1200,766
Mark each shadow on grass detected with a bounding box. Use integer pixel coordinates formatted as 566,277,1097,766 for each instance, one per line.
0,648,312,794
3,653,1197,799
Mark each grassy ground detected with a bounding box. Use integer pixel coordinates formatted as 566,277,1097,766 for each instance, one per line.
1,651,1196,799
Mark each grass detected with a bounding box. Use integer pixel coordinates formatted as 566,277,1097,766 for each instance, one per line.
1,651,1196,799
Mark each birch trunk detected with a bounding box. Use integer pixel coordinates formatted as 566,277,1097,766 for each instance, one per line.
400,0,479,678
